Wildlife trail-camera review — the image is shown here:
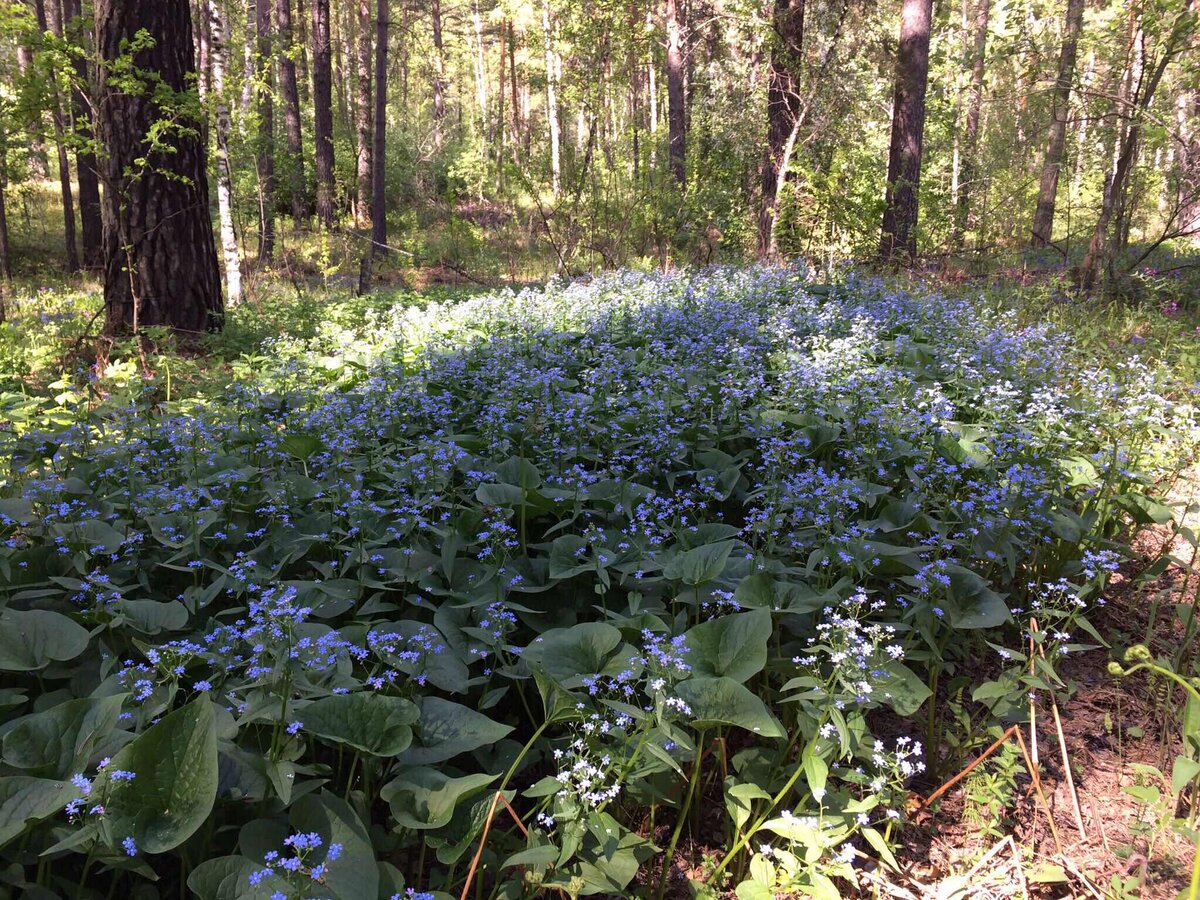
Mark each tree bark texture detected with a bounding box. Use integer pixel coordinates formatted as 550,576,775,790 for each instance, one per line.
758,0,804,258
312,0,336,227
879,0,933,264
95,0,224,335
1030,0,1084,247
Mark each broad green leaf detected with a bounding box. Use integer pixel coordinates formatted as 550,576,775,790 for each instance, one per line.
942,565,1010,629
878,662,933,716
280,433,324,460
381,768,497,830
114,599,189,634
0,608,90,671
522,622,623,685
187,855,278,900
300,692,419,756
685,608,771,682
399,697,513,765
733,573,836,613
0,777,73,848
289,792,379,900
1171,756,1200,794
3,694,127,778
662,541,736,585
99,699,218,854
675,677,784,737
497,457,542,489
476,483,526,507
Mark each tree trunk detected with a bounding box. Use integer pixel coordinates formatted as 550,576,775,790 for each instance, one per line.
542,0,561,194
276,0,305,227
371,0,387,254
665,0,686,185
355,0,372,227
1079,16,1182,290
62,0,103,269
1030,0,1084,247
758,0,804,259
295,0,310,104
206,0,243,303
0,122,12,294
432,0,446,145
879,0,933,265
472,1,488,136
96,0,223,335
39,0,80,273
312,0,336,228
255,0,275,260
951,0,989,245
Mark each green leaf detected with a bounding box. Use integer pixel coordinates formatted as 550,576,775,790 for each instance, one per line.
476,483,526,507
662,541,736,585
497,457,542,489
675,677,784,737
187,855,278,900
301,692,419,756
733,573,836,613
878,662,933,716
114,599,189,634
381,768,497,830
1171,756,1200,794
942,565,1010,629
3,694,127,778
100,698,218,854
289,792,379,900
0,608,90,671
399,697,514,765
860,826,900,871
502,843,561,870
684,609,771,682
0,777,73,848
735,879,776,900
522,622,624,686
280,433,324,460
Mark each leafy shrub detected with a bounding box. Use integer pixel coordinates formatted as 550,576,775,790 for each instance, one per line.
0,267,1192,898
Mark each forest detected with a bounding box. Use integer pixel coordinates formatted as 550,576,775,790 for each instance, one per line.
0,0,1198,899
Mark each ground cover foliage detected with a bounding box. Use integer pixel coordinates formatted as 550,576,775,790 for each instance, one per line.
0,267,1196,899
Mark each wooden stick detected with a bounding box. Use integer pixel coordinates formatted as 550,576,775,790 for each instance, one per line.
457,790,530,900
1014,727,1064,855
1032,616,1087,840
919,725,1019,811
1029,619,1040,776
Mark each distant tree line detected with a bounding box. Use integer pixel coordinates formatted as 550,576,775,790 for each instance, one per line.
0,0,1195,333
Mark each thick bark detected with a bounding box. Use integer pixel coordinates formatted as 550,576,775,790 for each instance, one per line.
758,0,804,258
312,0,336,228
276,0,306,226
39,0,79,273
432,0,446,143
255,0,275,261
96,0,223,335
0,124,11,293
355,0,372,227
665,0,686,185
1030,0,1084,247
542,0,560,194
295,0,310,104
879,0,933,264
371,0,387,254
952,0,989,244
206,0,243,303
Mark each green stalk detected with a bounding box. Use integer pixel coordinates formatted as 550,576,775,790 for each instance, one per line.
656,733,705,900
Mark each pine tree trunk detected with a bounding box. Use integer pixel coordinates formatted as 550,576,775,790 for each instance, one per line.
206,0,243,303
40,0,80,273
879,0,933,265
1030,0,1084,248
62,0,104,270
758,0,803,259
371,0,387,254
312,0,336,228
96,0,224,336
255,0,275,260
665,0,686,186
542,0,561,194
355,0,372,227
295,0,310,104
276,0,305,227
952,0,989,245
0,122,11,293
